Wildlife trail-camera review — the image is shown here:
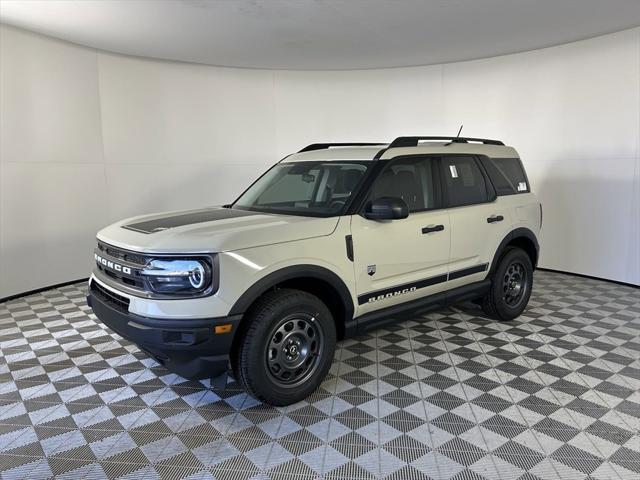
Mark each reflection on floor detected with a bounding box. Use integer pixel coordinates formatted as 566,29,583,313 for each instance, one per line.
0,271,639,480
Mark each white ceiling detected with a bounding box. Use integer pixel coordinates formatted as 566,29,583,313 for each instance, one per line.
1,0,639,70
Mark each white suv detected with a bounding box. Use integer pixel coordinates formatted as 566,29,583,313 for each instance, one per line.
87,136,542,405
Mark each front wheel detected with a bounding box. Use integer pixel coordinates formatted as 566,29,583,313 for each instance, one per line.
232,289,336,406
482,247,533,321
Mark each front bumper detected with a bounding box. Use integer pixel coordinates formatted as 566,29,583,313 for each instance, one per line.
87,280,241,380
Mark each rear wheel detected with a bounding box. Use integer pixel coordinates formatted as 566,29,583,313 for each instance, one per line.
482,247,533,321
232,289,336,406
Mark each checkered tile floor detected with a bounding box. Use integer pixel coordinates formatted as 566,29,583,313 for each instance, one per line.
0,271,638,480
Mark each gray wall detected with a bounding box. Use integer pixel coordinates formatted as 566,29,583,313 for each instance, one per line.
1,25,638,298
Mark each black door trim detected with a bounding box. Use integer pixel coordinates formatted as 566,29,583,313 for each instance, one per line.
357,262,489,305
448,263,489,280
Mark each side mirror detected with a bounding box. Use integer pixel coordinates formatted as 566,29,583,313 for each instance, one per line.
364,197,409,220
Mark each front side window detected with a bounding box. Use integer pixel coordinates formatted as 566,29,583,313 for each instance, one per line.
233,161,371,217
367,157,439,212
441,156,489,207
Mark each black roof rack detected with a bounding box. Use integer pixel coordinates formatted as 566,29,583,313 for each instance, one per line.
298,143,385,153
388,136,504,148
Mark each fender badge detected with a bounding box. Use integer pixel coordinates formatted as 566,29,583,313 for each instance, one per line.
367,265,376,276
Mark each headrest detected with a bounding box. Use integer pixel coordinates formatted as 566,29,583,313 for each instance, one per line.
395,170,418,187
342,169,363,192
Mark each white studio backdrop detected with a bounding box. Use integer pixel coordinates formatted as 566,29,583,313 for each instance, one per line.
1,25,638,297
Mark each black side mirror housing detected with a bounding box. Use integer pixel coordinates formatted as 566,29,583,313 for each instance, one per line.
364,197,409,220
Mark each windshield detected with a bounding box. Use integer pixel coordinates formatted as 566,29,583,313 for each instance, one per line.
232,161,373,217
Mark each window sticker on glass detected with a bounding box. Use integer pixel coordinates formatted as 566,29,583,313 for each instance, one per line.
517,182,527,192
449,165,459,178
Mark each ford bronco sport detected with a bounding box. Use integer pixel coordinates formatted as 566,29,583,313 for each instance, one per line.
87,136,541,406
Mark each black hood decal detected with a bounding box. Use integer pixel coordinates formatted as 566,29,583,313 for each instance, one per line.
122,208,259,234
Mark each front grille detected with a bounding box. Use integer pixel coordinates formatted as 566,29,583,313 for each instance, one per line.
91,280,130,313
101,266,145,288
96,242,147,290
97,242,147,265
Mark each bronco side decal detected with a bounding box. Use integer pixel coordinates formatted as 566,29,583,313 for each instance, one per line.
358,274,447,305
357,263,489,305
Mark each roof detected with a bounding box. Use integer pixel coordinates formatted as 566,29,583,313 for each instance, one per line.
285,140,518,162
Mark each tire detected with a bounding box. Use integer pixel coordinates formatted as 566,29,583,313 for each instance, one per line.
482,247,533,321
231,289,336,406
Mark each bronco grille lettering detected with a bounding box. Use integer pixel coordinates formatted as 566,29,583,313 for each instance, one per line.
94,253,132,275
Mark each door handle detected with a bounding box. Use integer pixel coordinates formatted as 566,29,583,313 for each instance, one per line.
422,224,445,234
487,215,504,224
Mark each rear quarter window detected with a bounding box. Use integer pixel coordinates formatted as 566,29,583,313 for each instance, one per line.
480,157,530,195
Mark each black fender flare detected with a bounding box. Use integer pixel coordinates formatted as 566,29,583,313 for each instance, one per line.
228,264,355,323
489,227,540,274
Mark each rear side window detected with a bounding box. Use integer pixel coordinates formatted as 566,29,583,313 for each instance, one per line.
441,156,489,207
480,157,530,195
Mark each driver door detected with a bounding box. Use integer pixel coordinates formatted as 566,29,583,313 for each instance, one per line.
351,156,451,316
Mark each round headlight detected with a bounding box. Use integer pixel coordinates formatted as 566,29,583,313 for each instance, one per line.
189,262,206,289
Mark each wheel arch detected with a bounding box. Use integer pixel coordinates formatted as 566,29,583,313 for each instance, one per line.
490,228,540,274
228,265,355,340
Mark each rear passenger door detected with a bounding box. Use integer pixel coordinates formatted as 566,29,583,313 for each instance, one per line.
439,155,512,288
351,156,450,315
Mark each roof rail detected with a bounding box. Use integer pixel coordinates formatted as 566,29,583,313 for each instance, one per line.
388,136,504,148
298,143,385,153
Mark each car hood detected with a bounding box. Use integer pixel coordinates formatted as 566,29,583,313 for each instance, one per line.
96,207,339,253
